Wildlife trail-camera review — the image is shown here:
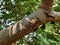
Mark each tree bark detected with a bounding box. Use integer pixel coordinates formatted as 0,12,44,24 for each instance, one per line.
0,0,60,45
39,0,53,11
0,8,48,45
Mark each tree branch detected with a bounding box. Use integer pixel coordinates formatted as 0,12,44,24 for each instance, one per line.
0,9,48,45
0,0,55,45
39,0,54,12
54,12,60,21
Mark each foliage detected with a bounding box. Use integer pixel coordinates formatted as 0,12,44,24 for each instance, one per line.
0,0,60,45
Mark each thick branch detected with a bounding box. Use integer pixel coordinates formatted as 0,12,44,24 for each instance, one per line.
0,0,55,45
0,9,48,45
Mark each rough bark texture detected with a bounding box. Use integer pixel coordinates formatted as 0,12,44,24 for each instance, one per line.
0,9,48,45
39,0,53,11
0,0,60,45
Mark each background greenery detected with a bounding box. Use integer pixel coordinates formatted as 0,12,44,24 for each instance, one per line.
0,0,60,45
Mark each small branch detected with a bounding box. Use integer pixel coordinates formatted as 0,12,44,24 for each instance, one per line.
47,11,60,22
53,12,60,22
